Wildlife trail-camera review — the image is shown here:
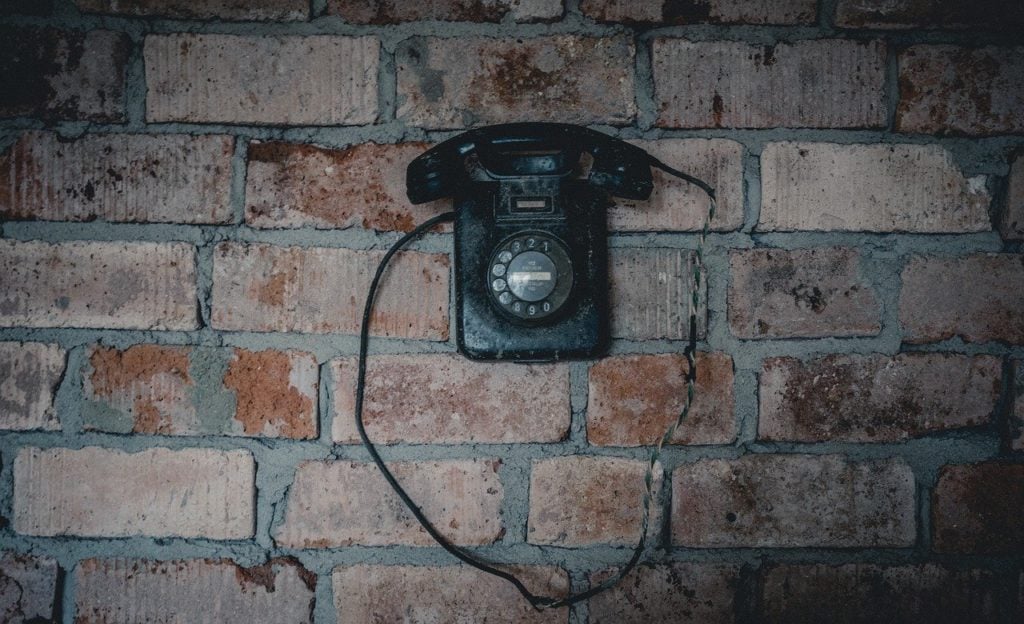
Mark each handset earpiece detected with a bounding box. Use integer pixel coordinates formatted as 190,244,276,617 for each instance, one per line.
587,140,654,200
406,144,465,205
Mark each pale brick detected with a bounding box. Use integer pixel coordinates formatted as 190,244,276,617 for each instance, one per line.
672,455,915,547
82,345,318,439
611,139,743,232
610,248,707,340
1002,152,1024,241
275,459,503,547
145,34,379,125
245,141,447,232
759,142,990,232
74,558,315,624
654,39,886,129
75,0,309,19
729,248,881,338
528,456,652,546
13,446,254,538
900,254,1024,344
933,463,1024,553
211,243,449,339
0,553,59,624
1010,360,1024,452
588,563,739,624
331,354,569,444
333,565,568,623
582,0,815,24
587,352,735,446
897,45,1024,135
0,240,197,330
396,36,635,129
760,564,1017,623
0,342,64,431
0,28,129,121
0,132,233,224
836,0,1024,29
759,353,1001,442
328,0,561,22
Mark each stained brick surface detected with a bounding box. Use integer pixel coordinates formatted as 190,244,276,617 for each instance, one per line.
74,0,309,19
0,342,64,431
0,552,59,624
932,463,1024,553
1002,153,1024,241
588,563,739,623
610,248,707,340
328,0,562,22
836,0,1024,29
581,0,815,24
1011,360,1024,452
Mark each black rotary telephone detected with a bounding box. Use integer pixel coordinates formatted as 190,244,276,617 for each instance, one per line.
354,123,716,609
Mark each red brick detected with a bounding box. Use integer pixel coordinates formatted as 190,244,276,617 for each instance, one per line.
1002,152,1024,241
245,141,447,232
588,563,738,623
729,248,881,338
582,0,815,24
587,352,735,446
933,463,1024,553
74,558,315,624
329,0,562,22
275,459,503,547
223,348,318,439
654,39,886,129
211,243,448,338
760,563,1016,624
836,0,1024,29
759,142,990,232
0,552,59,623
13,446,254,538
74,0,309,19
0,342,64,431
0,240,197,330
610,248,707,340
333,564,567,623
1010,360,1024,452
899,254,1024,344
673,455,915,547
760,353,1001,442
528,456,652,546
611,139,743,232
0,132,233,224
0,28,129,122
897,45,1024,136
396,36,635,129
331,354,569,444
145,34,379,125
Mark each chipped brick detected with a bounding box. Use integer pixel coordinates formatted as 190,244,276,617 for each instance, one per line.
223,348,317,439
1002,152,1024,241
0,552,59,624
610,248,707,340
588,563,739,623
933,463,1024,553
0,342,64,431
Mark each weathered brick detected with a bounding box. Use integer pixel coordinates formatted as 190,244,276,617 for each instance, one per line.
333,565,567,623
83,345,318,439
396,36,635,129
528,456,651,546
331,354,569,444
582,0,815,24
74,0,309,19
0,132,233,224
900,254,1024,344
759,142,990,232
611,139,743,232
74,558,315,624
1002,152,1024,241
760,564,1017,624
760,353,1001,442
589,563,738,623
1010,360,1024,452
729,248,881,338
245,141,447,232
0,240,197,330
329,0,562,22
587,352,735,446
0,342,64,431
14,446,254,538
654,39,886,129
610,248,707,341
933,463,1024,553
0,28,129,121
275,459,503,547
673,455,915,547
0,552,59,624
145,34,379,125
211,243,448,338
836,0,1024,29
897,45,1024,136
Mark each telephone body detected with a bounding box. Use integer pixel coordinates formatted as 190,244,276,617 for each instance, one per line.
407,123,655,361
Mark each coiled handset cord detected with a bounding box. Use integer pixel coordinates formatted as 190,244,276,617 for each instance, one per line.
354,154,716,610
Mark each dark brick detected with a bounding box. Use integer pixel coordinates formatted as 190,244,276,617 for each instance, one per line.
932,463,1024,554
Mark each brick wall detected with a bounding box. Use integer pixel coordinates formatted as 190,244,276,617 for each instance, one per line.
1,1,1023,622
